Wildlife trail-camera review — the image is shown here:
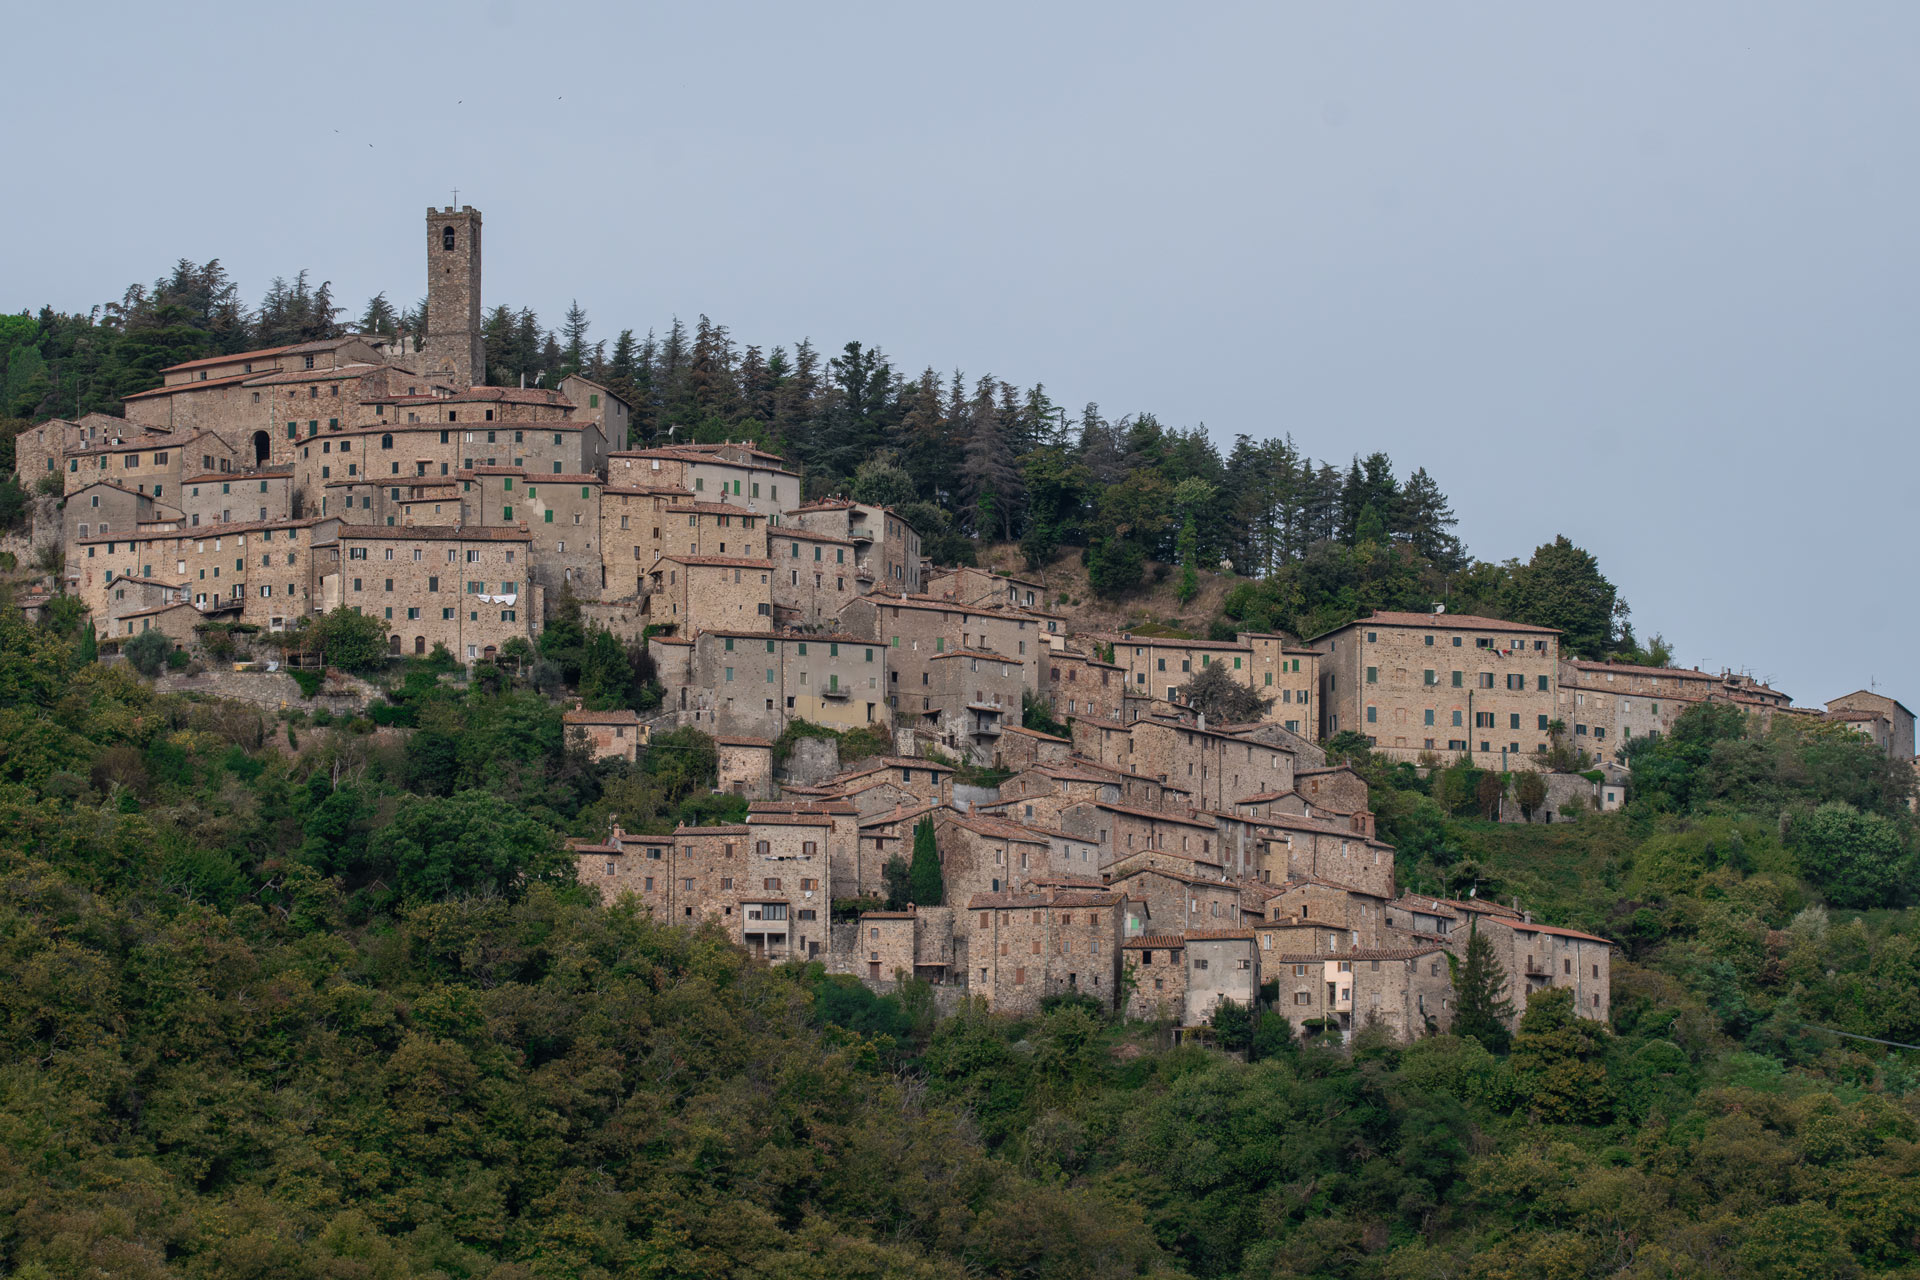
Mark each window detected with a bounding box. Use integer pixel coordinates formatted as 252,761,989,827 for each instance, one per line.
1424,669,1436,685
1366,665,1377,683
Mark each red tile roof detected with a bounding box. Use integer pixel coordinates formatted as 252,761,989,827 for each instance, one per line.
1345,611,1558,635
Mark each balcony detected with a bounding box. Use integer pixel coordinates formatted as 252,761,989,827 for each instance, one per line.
971,720,1003,737
820,685,851,699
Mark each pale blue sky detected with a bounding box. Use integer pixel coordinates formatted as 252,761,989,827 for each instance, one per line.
10,2,1911,706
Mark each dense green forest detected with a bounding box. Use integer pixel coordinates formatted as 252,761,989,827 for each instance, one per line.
2,576,1919,1277
3,264,1662,654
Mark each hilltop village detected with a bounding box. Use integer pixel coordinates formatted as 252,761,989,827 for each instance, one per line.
10,207,1915,1042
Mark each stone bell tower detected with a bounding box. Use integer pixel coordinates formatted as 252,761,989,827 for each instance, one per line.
423,206,484,388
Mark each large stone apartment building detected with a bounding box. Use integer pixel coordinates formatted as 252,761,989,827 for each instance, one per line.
1316,611,1560,768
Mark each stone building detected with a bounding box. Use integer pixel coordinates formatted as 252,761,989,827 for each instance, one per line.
1057,799,1222,868
783,498,922,595
994,724,1073,773
63,481,165,549
422,206,484,387
841,595,1050,694
683,629,887,736
1078,717,1297,811
1453,915,1613,1027
179,469,293,528
315,524,538,660
1183,931,1262,1025
924,565,1046,610
596,482,696,599
557,374,631,450
965,887,1126,1014
646,555,774,632
767,525,862,627
1556,660,1794,758
750,799,864,900
1825,690,1916,759
934,810,1055,901
716,735,775,798
572,825,676,906
1269,945,1454,1042
912,649,1026,762
1092,632,1318,730
1106,862,1244,933
606,443,799,512
1248,811,1396,899
1046,647,1127,725
1316,611,1560,768
1257,876,1387,948
977,762,1121,830
75,515,340,638
1122,937,1189,1021
563,707,645,762
853,911,919,981
661,818,834,960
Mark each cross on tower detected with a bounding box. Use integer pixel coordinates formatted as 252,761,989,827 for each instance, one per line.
452,188,460,207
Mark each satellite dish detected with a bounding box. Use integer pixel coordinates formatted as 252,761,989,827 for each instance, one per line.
1433,603,1447,614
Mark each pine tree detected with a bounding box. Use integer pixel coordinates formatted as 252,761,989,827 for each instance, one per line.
1505,536,1627,658
1399,467,1468,572
881,856,913,910
1451,920,1515,1052
960,376,1021,541
561,301,590,375
908,818,943,906
358,293,399,336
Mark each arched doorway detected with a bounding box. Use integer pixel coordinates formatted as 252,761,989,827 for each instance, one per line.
414,636,426,655
482,645,497,661
252,431,270,465
387,635,401,655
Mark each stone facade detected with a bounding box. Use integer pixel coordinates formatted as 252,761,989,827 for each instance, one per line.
316,524,539,660
841,595,1050,695
935,811,1054,902
1183,932,1261,1024
853,911,918,980
1826,690,1916,759
965,888,1125,1014
1046,647,1127,726
1122,937,1189,1021
994,724,1073,773
683,629,887,737
1458,917,1612,1027
924,566,1045,610
767,526,861,627
1270,946,1454,1041
1318,611,1560,768
564,707,645,762
180,470,293,529
716,735,775,798
647,556,774,632
423,206,484,388
1080,718,1297,812
784,499,922,595
597,484,695,599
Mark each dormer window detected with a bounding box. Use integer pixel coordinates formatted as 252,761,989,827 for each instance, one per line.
303,355,315,370
442,226,456,250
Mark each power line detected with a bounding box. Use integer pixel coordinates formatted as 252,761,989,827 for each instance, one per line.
1796,1023,1920,1051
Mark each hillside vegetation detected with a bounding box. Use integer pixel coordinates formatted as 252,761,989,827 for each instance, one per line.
3,595,1919,1279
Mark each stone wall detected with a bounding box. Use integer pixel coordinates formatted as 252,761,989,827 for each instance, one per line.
154,667,377,716
782,735,840,787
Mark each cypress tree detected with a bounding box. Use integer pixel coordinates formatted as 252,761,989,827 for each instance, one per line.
907,817,943,906
1451,919,1515,1053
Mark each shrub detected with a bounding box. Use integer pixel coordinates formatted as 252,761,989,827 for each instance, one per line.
123,630,172,677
